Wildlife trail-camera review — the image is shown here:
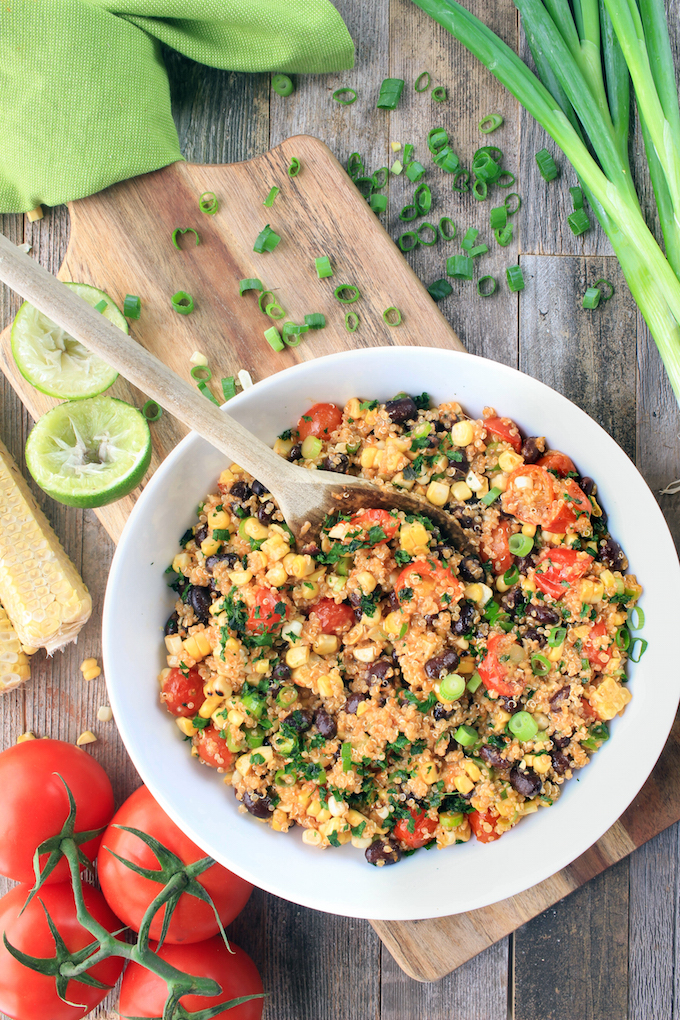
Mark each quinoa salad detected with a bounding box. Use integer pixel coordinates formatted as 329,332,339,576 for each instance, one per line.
160,392,643,866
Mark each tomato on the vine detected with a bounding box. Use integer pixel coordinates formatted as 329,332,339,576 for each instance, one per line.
98,786,252,944
0,739,114,885
393,809,438,849
161,666,205,718
246,587,288,635
310,598,356,634
0,882,123,1020
469,809,503,844
297,403,343,440
118,937,264,1020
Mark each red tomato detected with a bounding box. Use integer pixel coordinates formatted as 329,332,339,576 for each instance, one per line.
0,882,123,1020
469,809,502,844
246,587,287,635
161,666,206,718
582,621,613,670
0,739,113,885
393,809,438,849
536,450,577,477
196,727,235,770
581,696,601,721
350,508,400,542
480,518,513,575
310,598,356,634
119,937,264,1020
534,547,593,600
395,560,464,608
297,402,343,440
484,416,522,452
502,466,590,533
98,786,250,944
478,633,524,698
545,478,591,533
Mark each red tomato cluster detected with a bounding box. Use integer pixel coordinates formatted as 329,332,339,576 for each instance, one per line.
502,465,591,534
0,740,262,1020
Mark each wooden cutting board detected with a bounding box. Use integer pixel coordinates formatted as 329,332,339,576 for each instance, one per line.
1,134,679,982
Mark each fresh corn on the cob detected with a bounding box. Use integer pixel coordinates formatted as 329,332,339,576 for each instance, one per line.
0,439,92,653
0,603,31,692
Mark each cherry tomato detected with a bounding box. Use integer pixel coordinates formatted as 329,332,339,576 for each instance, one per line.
393,809,438,849
297,403,343,440
310,598,356,634
0,739,114,885
246,587,287,635
536,450,577,477
534,547,593,600
581,696,601,721
545,478,591,534
0,882,123,1020
480,518,513,575
196,727,235,770
582,621,613,670
161,666,206,718
502,466,590,533
484,416,522,452
98,786,251,944
119,937,264,1020
395,560,463,609
350,508,400,542
469,809,502,844
478,633,524,698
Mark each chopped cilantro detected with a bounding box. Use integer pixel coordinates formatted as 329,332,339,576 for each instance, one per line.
447,449,463,463
398,587,413,602
360,400,379,411
402,690,437,713
327,831,341,847
412,392,430,410
180,528,194,547
191,715,210,731
394,549,412,566
278,428,293,440
367,525,387,544
212,529,231,540
301,415,313,422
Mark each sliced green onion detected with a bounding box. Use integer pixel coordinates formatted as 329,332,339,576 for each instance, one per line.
531,653,551,676
508,711,538,741
417,222,438,246
370,193,388,214
570,186,584,210
503,565,520,585
439,673,466,701
414,71,431,93
171,291,194,315
452,170,470,192
239,278,263,295
315,256,333,279
472,151,501,182
221,377,236,401
629,638,648,663
258,290,276,313
198,192,219,215
341,741,353,771
272,73,294,96
141,400,162,422
454,724,478,747
377,78,405,110
372,167,389,189
190,364,212,382
479,113,503,133
568,208,590,236
405,161,426,183
94,299,108,314
497,171,516,188
253,224,281,253
345,311,360,332
535,148,559,181
505,193,522,215
333,87,357,105
467,672,482,693
383,307,402,326
490,206,507,231
595,279,615,301
428,128,449,153
472,179,488,201
461,228,479,251
398,231,419,252
628,606,645,630
276,687,297,708
481,485,503,505
433,146,460,173
399,204,419,222
447,255,473,280
475,145,502,162
123,295,141,319
282,322,310,347
438,216,457,241
403,144,414,165
354,173,374,194
582,287,602,310
274,769,296,787
265,302,285,320
547,626,567,648
508,533,533,556
495,224,513,247
506,265,525,292
334,284,361,303
391,160,403,175
468,244,489,257
428,278,452,301
432,86,447,102
347,152,364,178
477,275,497,297
197,380,219,405
264,326,284,352
615,627,631,651
414,183,432,215
304,313,325,329
172,227,200,250
288,157,301,177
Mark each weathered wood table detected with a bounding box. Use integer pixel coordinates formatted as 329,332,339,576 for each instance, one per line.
2,1,680,1016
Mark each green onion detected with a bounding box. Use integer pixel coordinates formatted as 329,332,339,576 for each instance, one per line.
568,209,590,236
477,275,497,296
433,146,460,173
479,113,504,133
415,71,431,92
452,169,470,192
264,326,284,352
548,626,567,647
432,86,448,102
258,290,276,313
438,216,457,240
370,194,388,214
391,160,403,175
199,192,219,214
190,364,211,382
253,224,281,253
415,183,432,215
472,151,501,182
428,278,452,301
197,380,219,405
490,205,507,231
341,741,353,771
347,152,364,178
505,193,521,215
468,244,489,257
282,322,310,347
171,291,194,315
570,186,584,210
439,673,466,701
472,179,488,201
582,286,602,309
315,256,333,279
508,711,538,741
481,485,503,505
503,564,520,585
447,255,473,279
172,227,200,250
404,144,415,165
333,87,357,105
428,128,449,152
595,278,615,301
245,728,264,750
506,265,525,292
466,672,482,693
345,311,360,332
454,724,478,747
495,224,514,246
629,638,648,663
304,313,326,329
508,533,533,556
535,147,559,181
417,222,438,246
615,627,630,650
628,606,645,630
334,284,361,303
94,299,108,314
405,161,426,183
399,204,419,222
123,294,141,319
239,278,263,295
497,171,516,188
398,231,419,252
531,652,551,676
277,687,297,708
377,78,405,110
274,769,296,787
461,228,479,250
271,73,294,96
221,377,236,401
383,307,402,326
372,167,389,189
288,157,301,177
141,400,162,422
355,172,375,195
265,302,285,320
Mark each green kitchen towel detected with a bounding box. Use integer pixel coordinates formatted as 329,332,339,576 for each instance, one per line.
0,0,354,214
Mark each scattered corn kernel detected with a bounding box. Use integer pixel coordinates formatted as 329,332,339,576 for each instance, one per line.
498,450,523,472
16,731,35,743
451,481,473,502
426,480,450,506
76,730,97,746
97,706,113,723
451,420,475,447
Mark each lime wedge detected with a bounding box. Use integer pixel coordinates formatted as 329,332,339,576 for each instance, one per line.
11,282,124,399
25,396,151,508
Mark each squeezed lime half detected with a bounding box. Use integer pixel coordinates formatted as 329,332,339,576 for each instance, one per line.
11,282,124,399
25,396,151,508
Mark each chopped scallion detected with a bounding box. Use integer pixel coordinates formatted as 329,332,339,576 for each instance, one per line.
568,208,590,236
265,302,285,320
354,175,374,197
398,231,419,252
628,606,645,630
190,364,212,382
472,178,488,201
535,147,559,181
447,255,473,279
258,290,276,313
341,741,353,771
347,152,364,178
239,278,263,296
428,278,452,301
417,222,438,245
282,322,310,347
468,243,489,257
508,711,538,740
271,74,294,96
370,193,388,214
497,171,516,188
264,326,284,351
452,169,470,192
472,151,501,182
594,278,614,301
438,216,457,241
414,183,432,215
629,638,648,663
495,224,513,246
171,291,194,315
570,186,584,210
489,205,507,231
334,284,361,303
315,256,333,279
461,228,479,250
172,227,200,250
505,193,521,216
405,161,426,183
221,377,236,401
382,307,402,326
414,71,431,92
582,286,602,309
427,128,449,153
263,187,279,208
479,113,503,133
345,311,360,332
372,167,389,189
503,564,520,585
288,157,301,177
141,400,162,422
506,265,525,292
547,626,567,648
508,533,533,556
333,87,357,105
253,224,281,253
123,294,141,319
197,380,219,405
399,204,419,222
433,145,460,173
432,86,448,102
377,78,405,110
94,299,108,314
481,485,502,505
530,653,551,676
199,192,219,215
391,160,403,175
304,313,325,330
477,275,497,296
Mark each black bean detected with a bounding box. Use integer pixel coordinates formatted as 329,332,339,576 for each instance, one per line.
424,649,460,679
553,735,570,749
550,685,571,709
194,523,208,545
367,659,393,683
285,709,313,732
243,792,273,819
550,751,571,775
257,502,275,526
230,480,252,500
322,453,349,474
271,662,291,683
452,600,477,636
314,709,337,739
500,587,526,616
188,585,212,624
365,839,402,866
301,542,321,557
345,692,367,714
458,555,484,583
510,766,542,798
480,744,511,770
428,435,440,448
599,537,628,571
205,552,238,574
500,696,518,712
580,476,596,496
385,396,418,424
164,611,179,636
521,436,545,464
515,554,536,576
453,511,480,531
433,420,447,433
524,627,546,647
387,592,401,613
251,479,268,496
288,443,302,462
528,604,561,626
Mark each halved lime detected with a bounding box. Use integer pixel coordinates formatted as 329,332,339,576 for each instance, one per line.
25,396,151,508
11,282,124,399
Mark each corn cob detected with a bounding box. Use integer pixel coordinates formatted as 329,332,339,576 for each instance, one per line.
0,602,31,692
0,438,92,653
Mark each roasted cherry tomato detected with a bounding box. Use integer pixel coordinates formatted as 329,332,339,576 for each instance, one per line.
502,465,590,533
469,809,503,843
582,620,613,670
480,518,513,575
350,508,400,542
161,666,206,718
297,402,343,440
310,598,356,634
483,416,522,452
545,478,591,533
246,587,287,634
394,560,463,608
393,809,438,849
478,633,524,698
196,727,235,770
534,547,593,600
536,450,577,477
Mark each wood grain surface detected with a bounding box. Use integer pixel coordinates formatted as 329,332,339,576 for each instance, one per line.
2,0,680,1016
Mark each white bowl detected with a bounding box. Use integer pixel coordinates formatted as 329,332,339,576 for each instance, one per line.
103,346,679,920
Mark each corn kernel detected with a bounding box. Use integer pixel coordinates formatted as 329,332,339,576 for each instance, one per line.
328,795,349,817
165,634,183,656
462,760,481,781
261,536,290,563
313,633,339,655
360,446,378,469
244,518,269,541
172,552,191,573
464,582,494,606
291,555,315,579
580,579,605,604
224,637,240,654
533,754,552,774
451,420,475,447
498,450,523,472
302,828,324,846
286,645,310,669
346,397,363,418
176,717,197,737
457,655,475,675
307,798,322,818
418,761,439,784
353,643,380,663
347,809,368,827
199,693,224,718
97,706,113,722
355,571,377,595
76,730,97,747
235,753,253,775
82,666,101,682
356,700,370,718
317,673,344,698
522,523,537,537
400,521,430,554
426,480,451,506
547,642,564,662
454,774,474,795
384,611,405,636
201,538,221,557
466,470,489,495
451,481,473,502
80,657,98,673
270,809,288,832
16,732,35,743
209,509,231,530
298,789,312,809
496,575,511,593
218,469,235,486
351,835,373,849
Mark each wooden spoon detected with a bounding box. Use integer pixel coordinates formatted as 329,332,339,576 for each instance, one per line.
0,233,473,552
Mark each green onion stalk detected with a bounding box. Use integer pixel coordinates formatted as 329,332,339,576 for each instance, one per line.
411,0,680,403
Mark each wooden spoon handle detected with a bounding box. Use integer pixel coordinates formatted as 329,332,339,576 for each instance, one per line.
0,232,291,488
